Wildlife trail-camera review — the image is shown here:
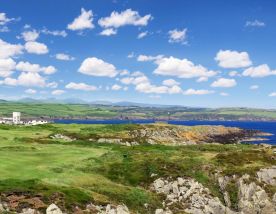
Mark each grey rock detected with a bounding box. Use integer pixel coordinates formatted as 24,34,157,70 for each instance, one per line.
257,166,276,186
116,205,129,214
46,204,63,214
20,208,36,214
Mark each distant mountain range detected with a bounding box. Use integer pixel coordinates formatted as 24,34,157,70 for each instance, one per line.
9,97,184,108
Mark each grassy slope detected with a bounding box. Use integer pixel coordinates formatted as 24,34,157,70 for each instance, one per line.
0,124,275,213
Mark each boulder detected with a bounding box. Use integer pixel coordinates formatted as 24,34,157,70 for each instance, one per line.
116,204,129,214
257,166,276,186
20,208,36,214
46,204,63,214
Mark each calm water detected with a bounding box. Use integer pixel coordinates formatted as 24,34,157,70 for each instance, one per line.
54,119,276,145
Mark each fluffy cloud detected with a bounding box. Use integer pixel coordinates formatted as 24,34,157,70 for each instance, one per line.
25,41,48,54
136,82,182,94
250,85,259,90
41,28,67,37
25,89,37,94
215,50,252,68
52,90,65,95
269,92,276,97
0,58,16,77
0,77,18,86
120,71,182,94
16,61,57,74
137,31,148,39
55,53,75,61
245,20,265,27
79,57,118,77
154,57,217,79
65,82,97,91
111,84,122,90
21,30,39,41
137,54,163,62
67,8,94,31
17,72,46,87
183,89,214,95
120,72,149,85
162,79,180,86
98,9,152,28
211,78,237,88
99,28,117,36
0,39,23,59
168,29,187,44
243,64,276,78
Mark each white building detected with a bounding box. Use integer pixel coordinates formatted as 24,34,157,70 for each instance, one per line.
13,112,21,124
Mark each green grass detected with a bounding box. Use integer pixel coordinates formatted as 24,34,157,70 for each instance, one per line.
0,124,275,212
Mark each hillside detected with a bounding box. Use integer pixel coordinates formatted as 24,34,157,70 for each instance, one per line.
0,102,276,121
0,124,275,213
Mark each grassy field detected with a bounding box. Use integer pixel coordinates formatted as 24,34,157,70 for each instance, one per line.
0,124,275,213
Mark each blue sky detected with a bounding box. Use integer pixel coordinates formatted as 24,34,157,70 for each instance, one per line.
0,0,276,108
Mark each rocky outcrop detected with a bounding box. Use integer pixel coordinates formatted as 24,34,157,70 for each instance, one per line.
257,166,276,186
238,175,275,214
151,177,236,214
94,138,139,146
128,124,268,145
152,172,276,214
50,134,75,142
86,203,129,214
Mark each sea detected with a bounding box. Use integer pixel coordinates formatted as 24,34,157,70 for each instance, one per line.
54,119,276,145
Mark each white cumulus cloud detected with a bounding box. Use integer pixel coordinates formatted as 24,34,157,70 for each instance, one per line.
16,61,57,75
79,57,118,77
65,82,98,91
21,30,39,41
211,78,237,88
168,28,187,44
25,41,48,54
162,79,180,86
67,8,94,31
137,54,164,62
0,58,16,77
243,64,276,78
215,50,252,68
55,53,75,61
183,89,214,95
0,39,23,59
154,56,217,79
98,9,152,28
100,28,117,36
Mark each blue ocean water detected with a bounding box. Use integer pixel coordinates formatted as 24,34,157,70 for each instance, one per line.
54,119,276,145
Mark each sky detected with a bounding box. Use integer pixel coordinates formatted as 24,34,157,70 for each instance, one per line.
0,0,276,108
